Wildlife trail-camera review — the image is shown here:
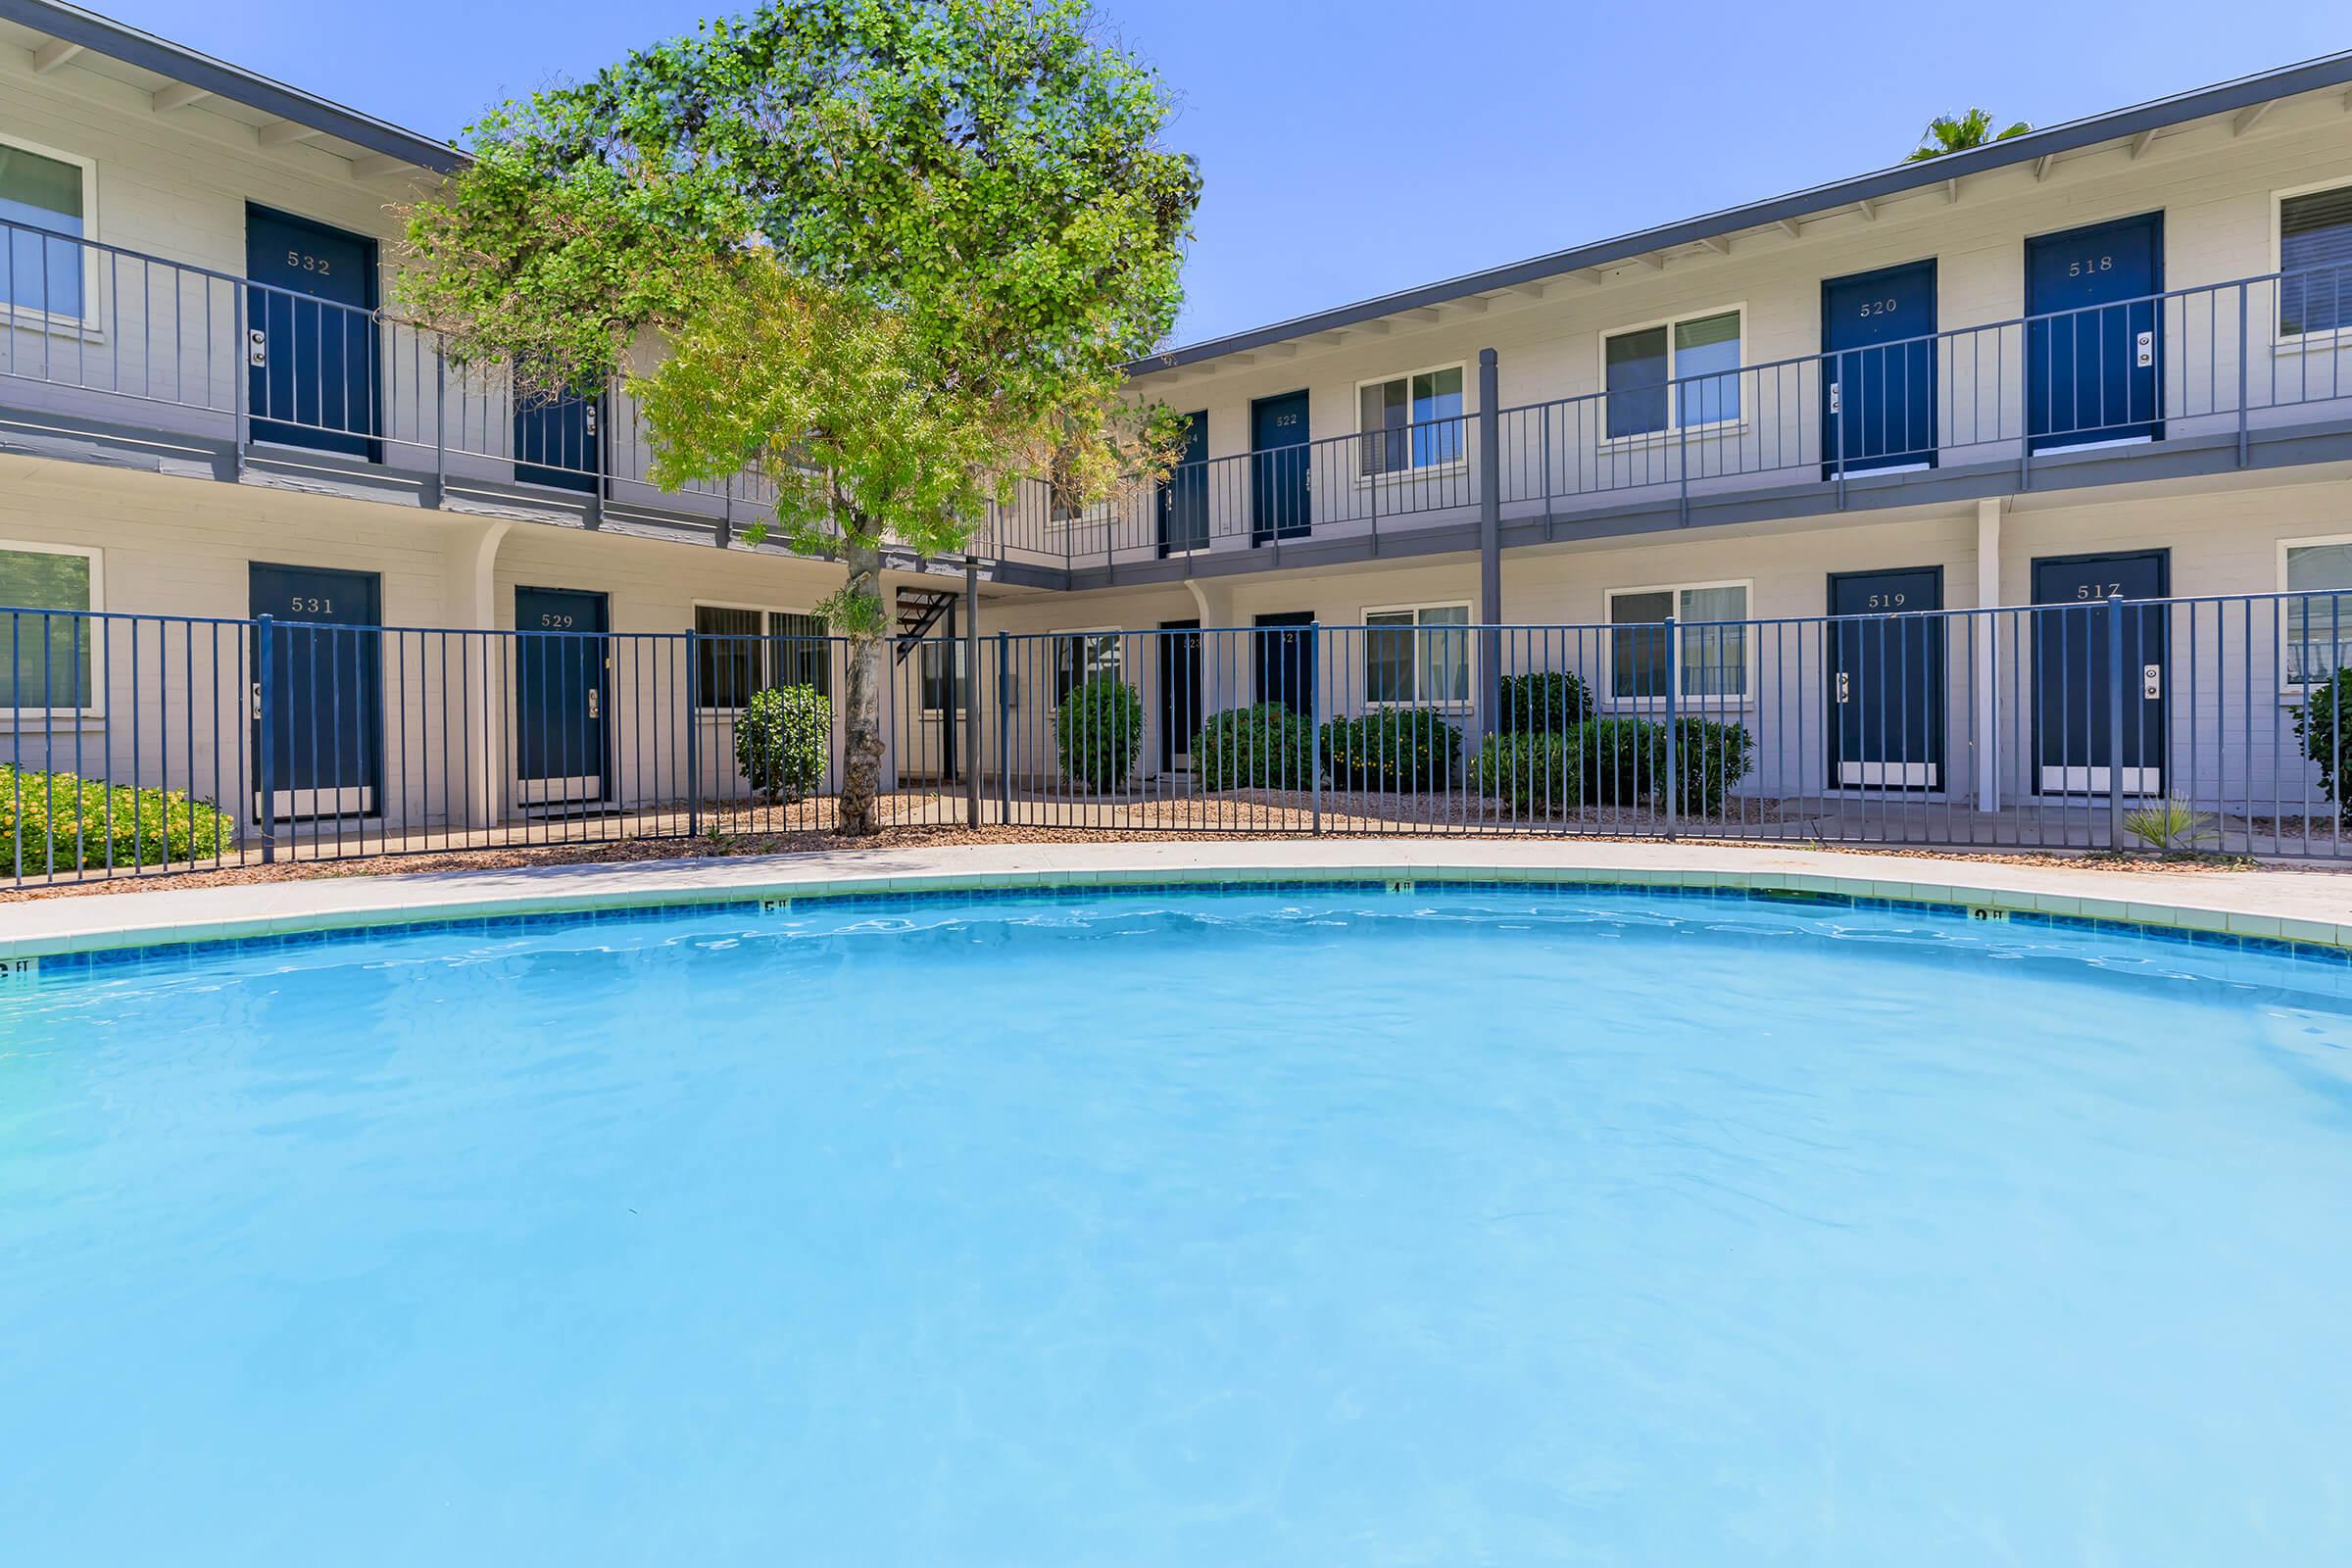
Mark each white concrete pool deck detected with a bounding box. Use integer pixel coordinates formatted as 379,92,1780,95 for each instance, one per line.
4,841,2352,959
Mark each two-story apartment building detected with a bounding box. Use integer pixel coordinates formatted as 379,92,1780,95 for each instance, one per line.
4,0,2351,854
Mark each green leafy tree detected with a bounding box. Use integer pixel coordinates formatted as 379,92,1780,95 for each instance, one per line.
1906,108,2032,162
397,0,1200,832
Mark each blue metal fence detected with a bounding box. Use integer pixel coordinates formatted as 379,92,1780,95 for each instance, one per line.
9,592,2352,885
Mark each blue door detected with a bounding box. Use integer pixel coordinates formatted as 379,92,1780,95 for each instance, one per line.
249,563,381,820
246,206,379,459
1250,391,1310,546
1253,611,1315,714
2032,551,2168,797
1158,618,1202,763
1828,567,1944,789
2026,214,2163,451
1822,261,1937,475
514,388,603,493
515,587,612,806
1155,411,1208,557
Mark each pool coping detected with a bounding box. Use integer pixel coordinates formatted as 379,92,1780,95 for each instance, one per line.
3,840,2348,964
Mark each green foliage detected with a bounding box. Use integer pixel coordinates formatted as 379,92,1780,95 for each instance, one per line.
398,0,1202,570
2296,668,2352,825
1191,704,1316,791
2123,798,2218,854
1055,674,1145,792
1907,108,2032,162
1472,732,1585,815
1320,708,1461,792
733,684,833,804
0,764,235,875
1496,670,1593,735
1575,717,1661,806
1666,716,1756,816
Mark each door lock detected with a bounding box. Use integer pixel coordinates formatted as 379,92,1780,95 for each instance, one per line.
1836,671,1850,704
246,328,267,368
583,407,599,436
2134,330,2154,369
2143,662,2162,700
1828,382,1842,416
586,688,601,720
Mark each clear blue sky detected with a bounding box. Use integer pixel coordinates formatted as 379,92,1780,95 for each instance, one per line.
100,0,2348,347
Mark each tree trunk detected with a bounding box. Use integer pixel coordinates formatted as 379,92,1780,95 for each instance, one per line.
838,538,887,836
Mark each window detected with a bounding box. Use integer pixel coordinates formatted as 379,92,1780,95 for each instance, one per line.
693,604,832,710
2279,183,2352,337
1053,630,1122,703
0,541,100,712
1357,365,1465,475
0,139,90,320
2284,541,2352,685
920,637,967,714
1363,603,1470,706
1603,309,1742,439
1606,582,1749,701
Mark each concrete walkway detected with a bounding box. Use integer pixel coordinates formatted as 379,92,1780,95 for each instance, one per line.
4,840,2351,960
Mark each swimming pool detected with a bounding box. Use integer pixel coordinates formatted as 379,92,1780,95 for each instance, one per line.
3,882,2348,1564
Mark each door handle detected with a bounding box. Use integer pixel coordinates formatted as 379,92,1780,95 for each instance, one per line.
1828,382,1842,416
2133,330,2153,369
1835,671,1850,704
586,688,601,720
249,680,263,716
246,328,267,369
2143,662,2162,700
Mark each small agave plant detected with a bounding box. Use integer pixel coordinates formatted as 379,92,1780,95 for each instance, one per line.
2123,798,2218,854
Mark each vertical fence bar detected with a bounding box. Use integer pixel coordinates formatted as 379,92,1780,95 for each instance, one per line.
1662,615,1679,838
2107,593,2128,851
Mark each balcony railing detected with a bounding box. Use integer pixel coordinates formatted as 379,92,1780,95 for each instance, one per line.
0,215,786,533
7,216,2350,577
988,260,2352,570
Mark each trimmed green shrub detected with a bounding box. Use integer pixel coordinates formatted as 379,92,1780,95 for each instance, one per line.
2296,667,2352,825
1497,670,1593,735
1191,703,1316,790
733,683,832,804
1472,732,1585,814
1320,707,1461,791
1575,716,1661,806
1055,674,1145,792
1665,715,1755,816
0,764,236,874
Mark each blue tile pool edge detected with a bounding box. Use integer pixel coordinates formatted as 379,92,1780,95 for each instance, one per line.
8,866,2347,978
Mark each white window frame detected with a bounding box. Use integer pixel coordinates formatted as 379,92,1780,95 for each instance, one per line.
689,598,830,714
1601,578,1755,709
918,635,968,718
0,536,105,719
2278,534,2352,692
0,132,101,335
1359,600,1474,709
1351,362,1470,482
1596,303,1747,446
2271,175,2352,350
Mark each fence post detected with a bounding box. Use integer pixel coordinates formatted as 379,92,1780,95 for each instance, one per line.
2107,592,2128,851
1477,347,1502,744
255,612,275,863
995,630,1012,822
684,626,701,838
1829,350,1845,512
1308,620,1323,836
963,560,982,827
1661,615,1679,839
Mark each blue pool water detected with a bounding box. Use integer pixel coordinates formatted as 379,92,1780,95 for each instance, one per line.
3,885,2350,1565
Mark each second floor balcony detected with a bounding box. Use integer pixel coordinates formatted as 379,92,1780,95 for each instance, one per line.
995,259,2352,584
5,213,2350,590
